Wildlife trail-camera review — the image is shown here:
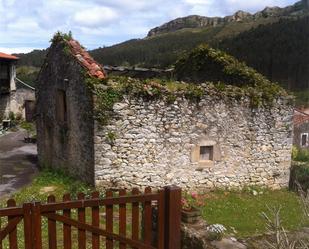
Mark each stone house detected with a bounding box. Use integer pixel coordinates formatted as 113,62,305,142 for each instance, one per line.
36,35,294,190
293,109,309,149
0,52,35,122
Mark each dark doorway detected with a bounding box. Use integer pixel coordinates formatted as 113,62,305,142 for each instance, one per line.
25,100,36,122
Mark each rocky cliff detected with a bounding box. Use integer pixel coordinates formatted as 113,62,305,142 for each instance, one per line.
147,0,309,37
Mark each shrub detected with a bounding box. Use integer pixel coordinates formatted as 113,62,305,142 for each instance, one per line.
290,164,309,192
292,146,309,162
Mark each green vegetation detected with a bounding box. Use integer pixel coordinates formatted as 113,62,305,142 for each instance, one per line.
0,169,94,249
294,89,309,107
291,146,309,191
0,168,92,206
89,76,205,125
14,50,47,68
20,121,36,138
16,66,40,87
90,16,282,69
89,69,290,125
218,16,309,94
174,44,289,107
15,15,309,106
186,189,306,238
292,146,309,162
290,163,309,192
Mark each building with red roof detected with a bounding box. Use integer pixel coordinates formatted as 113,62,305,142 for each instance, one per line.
293,109,309,149
0,52,35,122
0,52,19,61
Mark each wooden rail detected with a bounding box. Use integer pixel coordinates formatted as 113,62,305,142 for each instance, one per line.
0,186,181,249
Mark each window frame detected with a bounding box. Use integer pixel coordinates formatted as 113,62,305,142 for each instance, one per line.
300,133,308,147
199,145,214,162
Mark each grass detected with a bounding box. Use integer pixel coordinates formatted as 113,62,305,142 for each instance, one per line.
1,169,307,245
194,188,307,238
0,169,139,249
0,168,93,206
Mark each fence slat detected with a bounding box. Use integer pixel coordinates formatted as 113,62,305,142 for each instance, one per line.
132,188,140,249
23,203,32,249
63,194,72,249
77,193,86,249
32,202,42,249
157,190,165,249
91,192,100,249
106,190,113,249
144,187,152,245
0,220,1,249
164,186,181,249
0,187,176,249
119,189,126,249
47,196,57,249
7,199,17,249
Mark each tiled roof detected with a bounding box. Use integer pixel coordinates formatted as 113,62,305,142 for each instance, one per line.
67,39,106,79
0,52,19,60
294,109,309,126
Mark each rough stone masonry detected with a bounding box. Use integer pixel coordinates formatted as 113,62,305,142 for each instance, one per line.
94,92,293,190
36,35,294,190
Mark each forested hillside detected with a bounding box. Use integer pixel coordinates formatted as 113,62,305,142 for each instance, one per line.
217,16,309,91
90,17,280,68
12,1,309,106
14,49,48,68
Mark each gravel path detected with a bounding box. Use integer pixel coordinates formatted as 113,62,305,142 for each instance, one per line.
0,131,38,198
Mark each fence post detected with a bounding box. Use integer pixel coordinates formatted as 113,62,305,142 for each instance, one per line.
31,202,42,249
23,203,33,249
164,186,181,249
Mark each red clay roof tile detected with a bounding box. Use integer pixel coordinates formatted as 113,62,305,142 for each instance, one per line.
67,39,106,79
294,109,309,126
0,52,19,60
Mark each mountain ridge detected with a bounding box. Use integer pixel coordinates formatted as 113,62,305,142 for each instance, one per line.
147,0,309,37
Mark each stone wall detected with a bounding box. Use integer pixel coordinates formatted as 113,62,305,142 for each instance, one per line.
36,42,95,185
94,94,293,190
0,94,10,120
10,88,35,118
294,121,309,149
0,88,34,120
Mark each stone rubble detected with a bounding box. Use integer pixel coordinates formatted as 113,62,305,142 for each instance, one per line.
94,94,293,190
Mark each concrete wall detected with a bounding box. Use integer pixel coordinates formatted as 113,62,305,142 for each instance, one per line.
94,95,293,190
36,42,95,185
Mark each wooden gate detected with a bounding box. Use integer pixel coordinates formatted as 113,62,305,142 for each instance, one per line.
0,186,181,249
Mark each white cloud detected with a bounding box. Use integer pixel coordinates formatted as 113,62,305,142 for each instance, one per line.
0,47,34,54
0,0,298,53
73,7,118,27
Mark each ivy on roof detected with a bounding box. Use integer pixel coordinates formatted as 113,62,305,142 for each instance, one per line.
87,75,292,125
173,44,291,106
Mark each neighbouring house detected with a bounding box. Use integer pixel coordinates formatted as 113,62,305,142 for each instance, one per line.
293,109,309,149
36,34,294,190
0,52,35,122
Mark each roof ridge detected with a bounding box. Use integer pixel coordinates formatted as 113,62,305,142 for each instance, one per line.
66,39,106,79
0,52,19,60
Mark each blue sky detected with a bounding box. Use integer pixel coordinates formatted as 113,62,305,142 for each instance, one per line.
0,0,297,53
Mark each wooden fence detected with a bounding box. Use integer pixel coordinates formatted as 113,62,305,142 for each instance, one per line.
0,186,181,249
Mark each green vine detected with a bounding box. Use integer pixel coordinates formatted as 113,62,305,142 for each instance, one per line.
174,44,290,107
106,131,117,145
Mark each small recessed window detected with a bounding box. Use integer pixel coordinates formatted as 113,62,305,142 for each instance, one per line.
199,146,213,161
56,90,67,123
301,133,308,147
